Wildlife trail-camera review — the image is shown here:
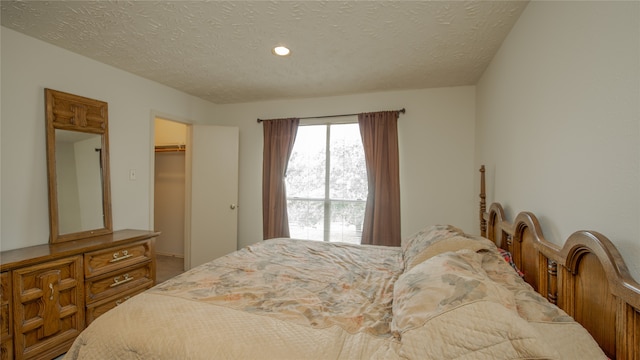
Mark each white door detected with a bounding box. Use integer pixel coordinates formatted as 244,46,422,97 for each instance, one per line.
185,125,239,269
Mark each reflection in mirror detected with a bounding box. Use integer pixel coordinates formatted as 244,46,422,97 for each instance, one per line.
55,129,105,235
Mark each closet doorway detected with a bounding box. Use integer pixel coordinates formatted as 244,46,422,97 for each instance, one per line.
152,117,239,279
154,118,187,280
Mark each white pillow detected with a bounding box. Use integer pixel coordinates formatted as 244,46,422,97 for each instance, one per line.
404,235,496,271
401,224,465,269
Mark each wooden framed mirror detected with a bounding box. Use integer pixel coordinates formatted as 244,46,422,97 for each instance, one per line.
45,88,113,243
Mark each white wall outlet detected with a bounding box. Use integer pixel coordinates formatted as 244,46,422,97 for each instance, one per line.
129,169,137,181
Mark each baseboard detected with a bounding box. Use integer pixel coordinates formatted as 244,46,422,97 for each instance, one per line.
156,251,185,258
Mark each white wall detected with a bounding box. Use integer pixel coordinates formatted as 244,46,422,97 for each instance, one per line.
155,118,187,146
475,1,640,281
0,27,218,250
212,87,477,249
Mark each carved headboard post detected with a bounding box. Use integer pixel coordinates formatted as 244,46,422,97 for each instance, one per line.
479,165,487,238
546,260,558,305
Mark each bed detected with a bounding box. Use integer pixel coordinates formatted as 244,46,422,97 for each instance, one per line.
65,166,640,359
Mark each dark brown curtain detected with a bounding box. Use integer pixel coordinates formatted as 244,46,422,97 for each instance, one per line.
262,118,299,239
358,111,401,246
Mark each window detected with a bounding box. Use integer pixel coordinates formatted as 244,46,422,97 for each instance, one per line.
285,122,367,244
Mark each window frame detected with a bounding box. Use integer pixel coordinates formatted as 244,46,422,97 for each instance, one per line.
286,117,367,243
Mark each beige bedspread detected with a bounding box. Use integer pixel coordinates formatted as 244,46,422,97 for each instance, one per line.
150,238,403,336
65,236,606,359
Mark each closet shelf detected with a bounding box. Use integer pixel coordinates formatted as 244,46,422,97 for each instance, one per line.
155,144,186,153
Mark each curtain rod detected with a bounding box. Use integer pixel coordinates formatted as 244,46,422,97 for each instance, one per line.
256,108,405,123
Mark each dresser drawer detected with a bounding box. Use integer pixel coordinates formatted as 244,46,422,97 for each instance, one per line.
1,338,12,360
12,256,84,360
0,272,11,360
0,272,10,339
85,285,150,325
85,262,153,304
84,239,154,278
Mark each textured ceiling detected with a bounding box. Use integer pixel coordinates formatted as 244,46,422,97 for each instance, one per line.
1,1,528,104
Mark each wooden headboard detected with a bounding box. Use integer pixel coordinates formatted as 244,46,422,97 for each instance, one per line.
478,165,640,360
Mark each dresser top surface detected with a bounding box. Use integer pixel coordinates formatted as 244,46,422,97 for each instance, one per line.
0,229,159,271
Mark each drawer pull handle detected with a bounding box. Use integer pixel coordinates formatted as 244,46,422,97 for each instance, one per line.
49,283,54,300
110,273,134,287
115,296,131,306
109,250,133,263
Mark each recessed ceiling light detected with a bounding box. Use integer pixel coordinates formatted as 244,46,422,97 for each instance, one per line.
272,46,291,56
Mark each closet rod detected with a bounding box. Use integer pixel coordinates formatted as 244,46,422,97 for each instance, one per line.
155,144,186,153
256,108,405,123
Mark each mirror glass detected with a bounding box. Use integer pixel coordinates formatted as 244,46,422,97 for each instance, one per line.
46,88,112,243
55,129,105,235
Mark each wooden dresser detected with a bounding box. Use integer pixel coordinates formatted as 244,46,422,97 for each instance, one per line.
0,229,158,360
